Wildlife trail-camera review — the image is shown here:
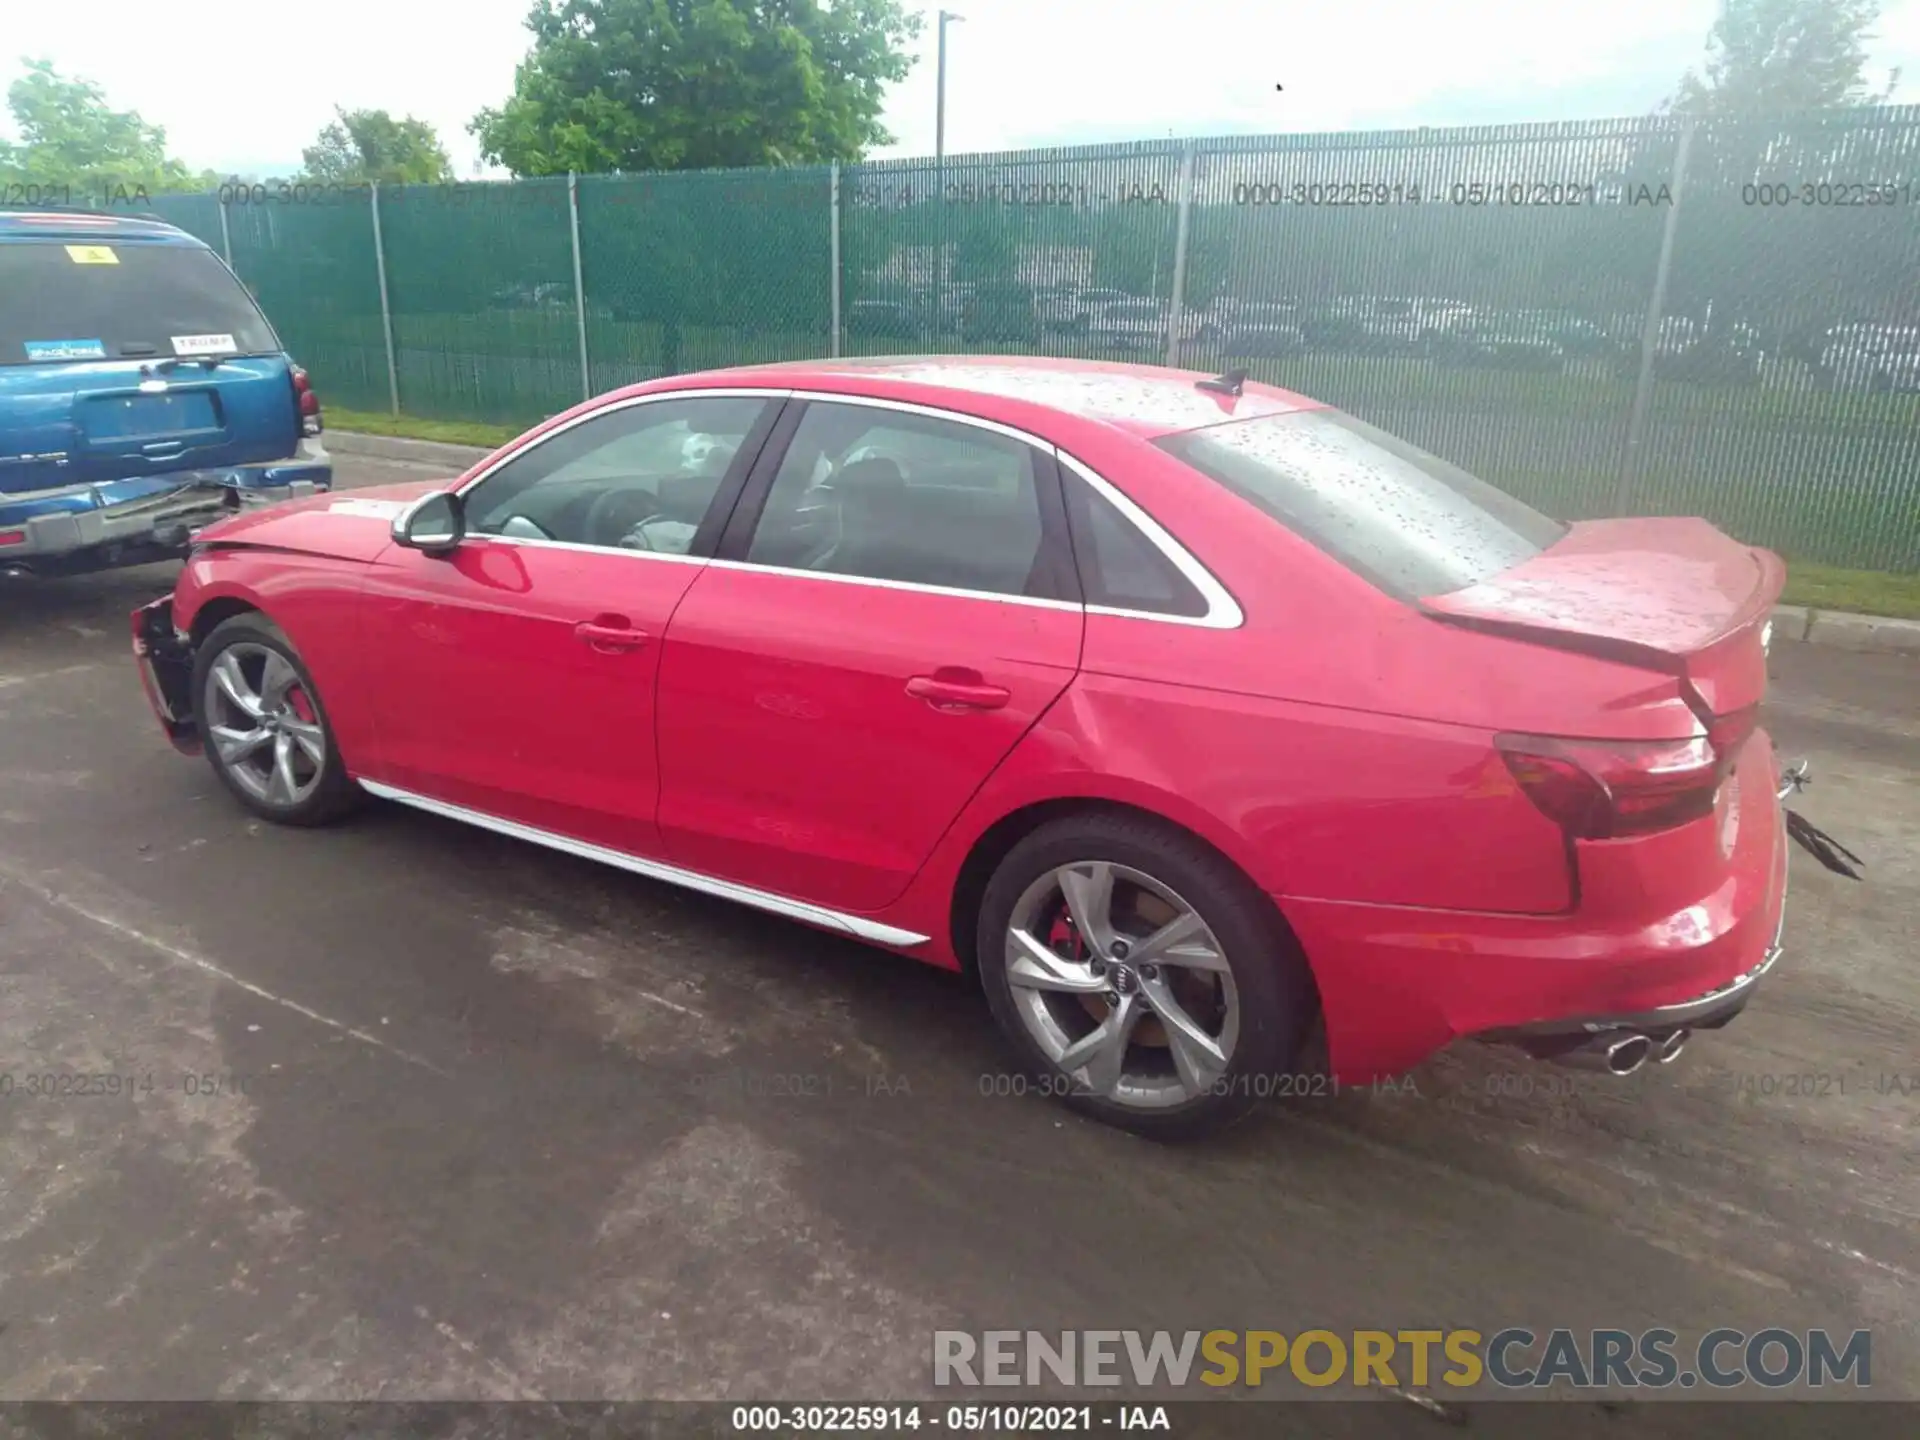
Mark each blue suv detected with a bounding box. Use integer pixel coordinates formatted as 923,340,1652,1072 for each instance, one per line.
0,208,330,578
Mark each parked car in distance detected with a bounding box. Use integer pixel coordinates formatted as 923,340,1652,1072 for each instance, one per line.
1088,298,1199,354
1428,312,1569,372
491,282,571,310
1302,296,1465,355
1195,300,1307,357
132,356,1796,1140
845,299,925,341
1066,288,1134,333
1495,309,1616,358
1,208,329,580
1817,324,1920,393
960,282,1043,345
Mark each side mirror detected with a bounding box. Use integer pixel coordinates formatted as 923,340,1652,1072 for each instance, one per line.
393,490,465,556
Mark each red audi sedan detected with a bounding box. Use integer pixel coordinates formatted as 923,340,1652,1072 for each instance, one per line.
132,357,1792,1138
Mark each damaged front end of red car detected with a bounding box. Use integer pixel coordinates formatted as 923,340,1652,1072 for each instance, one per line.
131,596,201,755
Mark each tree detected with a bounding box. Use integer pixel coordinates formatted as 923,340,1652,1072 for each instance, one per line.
301,108,453,185
471,0,921,177
0,59,213,194
1669,0,1900,115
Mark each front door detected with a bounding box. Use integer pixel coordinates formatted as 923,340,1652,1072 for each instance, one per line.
361,392,782,857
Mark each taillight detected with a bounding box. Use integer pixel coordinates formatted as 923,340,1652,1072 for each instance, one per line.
291,365,323,436
1497,706,1756,840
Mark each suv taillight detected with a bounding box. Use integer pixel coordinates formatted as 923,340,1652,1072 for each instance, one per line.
1497,706,1757,840
291,365,323,437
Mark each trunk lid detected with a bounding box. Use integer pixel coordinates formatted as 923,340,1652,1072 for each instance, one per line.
1420,517,1783,715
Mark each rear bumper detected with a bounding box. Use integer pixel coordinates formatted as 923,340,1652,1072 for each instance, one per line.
1284,737,1791,1082
1,446,331,575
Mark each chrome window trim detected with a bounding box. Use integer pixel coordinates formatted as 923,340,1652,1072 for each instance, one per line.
391,386,793,554
467,533,708,566
1053,450,1245,630
390,383,1243,629
358,778,931,948
450,386,796,500
705,557,1083,611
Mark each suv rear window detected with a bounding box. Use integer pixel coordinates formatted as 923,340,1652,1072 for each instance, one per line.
1156,409,1567,599
0,241,278,365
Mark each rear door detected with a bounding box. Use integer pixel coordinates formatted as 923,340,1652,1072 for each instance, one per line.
0,236,295,495
654,397,1085,913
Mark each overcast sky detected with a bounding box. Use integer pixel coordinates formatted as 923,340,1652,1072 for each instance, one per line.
6,0,1920,178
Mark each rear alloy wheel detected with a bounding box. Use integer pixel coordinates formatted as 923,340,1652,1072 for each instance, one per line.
192,614,361,826
978,814,1315,1139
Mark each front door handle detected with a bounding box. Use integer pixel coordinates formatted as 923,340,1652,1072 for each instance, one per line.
574,618,649,653
906,671,1011,711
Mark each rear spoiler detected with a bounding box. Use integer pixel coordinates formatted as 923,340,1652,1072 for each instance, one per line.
1417,543,1785,678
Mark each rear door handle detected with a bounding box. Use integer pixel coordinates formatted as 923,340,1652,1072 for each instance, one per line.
906,673,1011,711
574,619,649,653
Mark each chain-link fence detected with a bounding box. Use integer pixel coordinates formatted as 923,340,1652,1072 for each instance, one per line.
145,107,1920,572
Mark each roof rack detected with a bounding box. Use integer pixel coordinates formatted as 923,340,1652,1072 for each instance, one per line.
1195,368,1248,396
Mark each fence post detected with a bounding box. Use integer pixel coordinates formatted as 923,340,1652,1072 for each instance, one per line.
369,181,401,417
1615,122,1694,514
217,192,233,269
568,171,592,400
829,162,843,359
1165,141,1198,369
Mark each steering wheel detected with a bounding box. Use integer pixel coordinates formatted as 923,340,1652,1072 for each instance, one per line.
581,486,667,549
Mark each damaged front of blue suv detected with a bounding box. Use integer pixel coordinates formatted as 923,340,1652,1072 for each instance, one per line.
0,208,330,578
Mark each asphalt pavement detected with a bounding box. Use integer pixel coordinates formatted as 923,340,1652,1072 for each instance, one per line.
0,450,1915,1420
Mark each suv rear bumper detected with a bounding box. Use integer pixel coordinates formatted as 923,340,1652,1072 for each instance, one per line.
0,448,331,577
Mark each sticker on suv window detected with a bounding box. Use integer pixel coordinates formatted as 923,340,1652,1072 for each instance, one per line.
171,333,239,356
64,245,119,265
24,339,108,361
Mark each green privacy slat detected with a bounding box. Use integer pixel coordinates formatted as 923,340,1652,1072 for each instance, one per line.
140,107,1920,572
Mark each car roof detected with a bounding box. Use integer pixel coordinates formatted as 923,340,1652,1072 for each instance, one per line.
0,210,203,246
636,355,1321,440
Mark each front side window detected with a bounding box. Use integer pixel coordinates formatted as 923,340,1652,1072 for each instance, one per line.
463,396,770,554
745,402,1051,598
0,240,278,364
1157,409,1567,600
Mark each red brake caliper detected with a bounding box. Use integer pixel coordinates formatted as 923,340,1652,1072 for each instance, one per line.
285,685,316,724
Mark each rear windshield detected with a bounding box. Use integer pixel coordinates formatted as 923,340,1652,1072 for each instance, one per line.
1156,409,1568,599
0,240,278,366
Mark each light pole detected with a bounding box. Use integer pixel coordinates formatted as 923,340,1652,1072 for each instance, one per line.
934,10,963,335
935,10,964,163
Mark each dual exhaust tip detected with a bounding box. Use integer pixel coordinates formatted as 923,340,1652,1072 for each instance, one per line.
1560,1028,1691,1076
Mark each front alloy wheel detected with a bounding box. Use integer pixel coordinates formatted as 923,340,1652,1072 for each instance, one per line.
191,613,361,826
204,642,328,809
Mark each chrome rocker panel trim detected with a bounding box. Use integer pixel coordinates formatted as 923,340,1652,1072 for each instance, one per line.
357,779,932,949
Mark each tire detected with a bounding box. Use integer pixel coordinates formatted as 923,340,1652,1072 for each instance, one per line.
976,812,1316,1140
191,613,362,827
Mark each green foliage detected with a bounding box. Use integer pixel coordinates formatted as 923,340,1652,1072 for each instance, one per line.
1670,0,1900,115
471,0,921,177
301,108,455,186
0,59,212,194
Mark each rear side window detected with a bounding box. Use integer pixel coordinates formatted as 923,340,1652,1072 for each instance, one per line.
1064,479,1208,618
0,241,278,365
1156,409,1567,599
